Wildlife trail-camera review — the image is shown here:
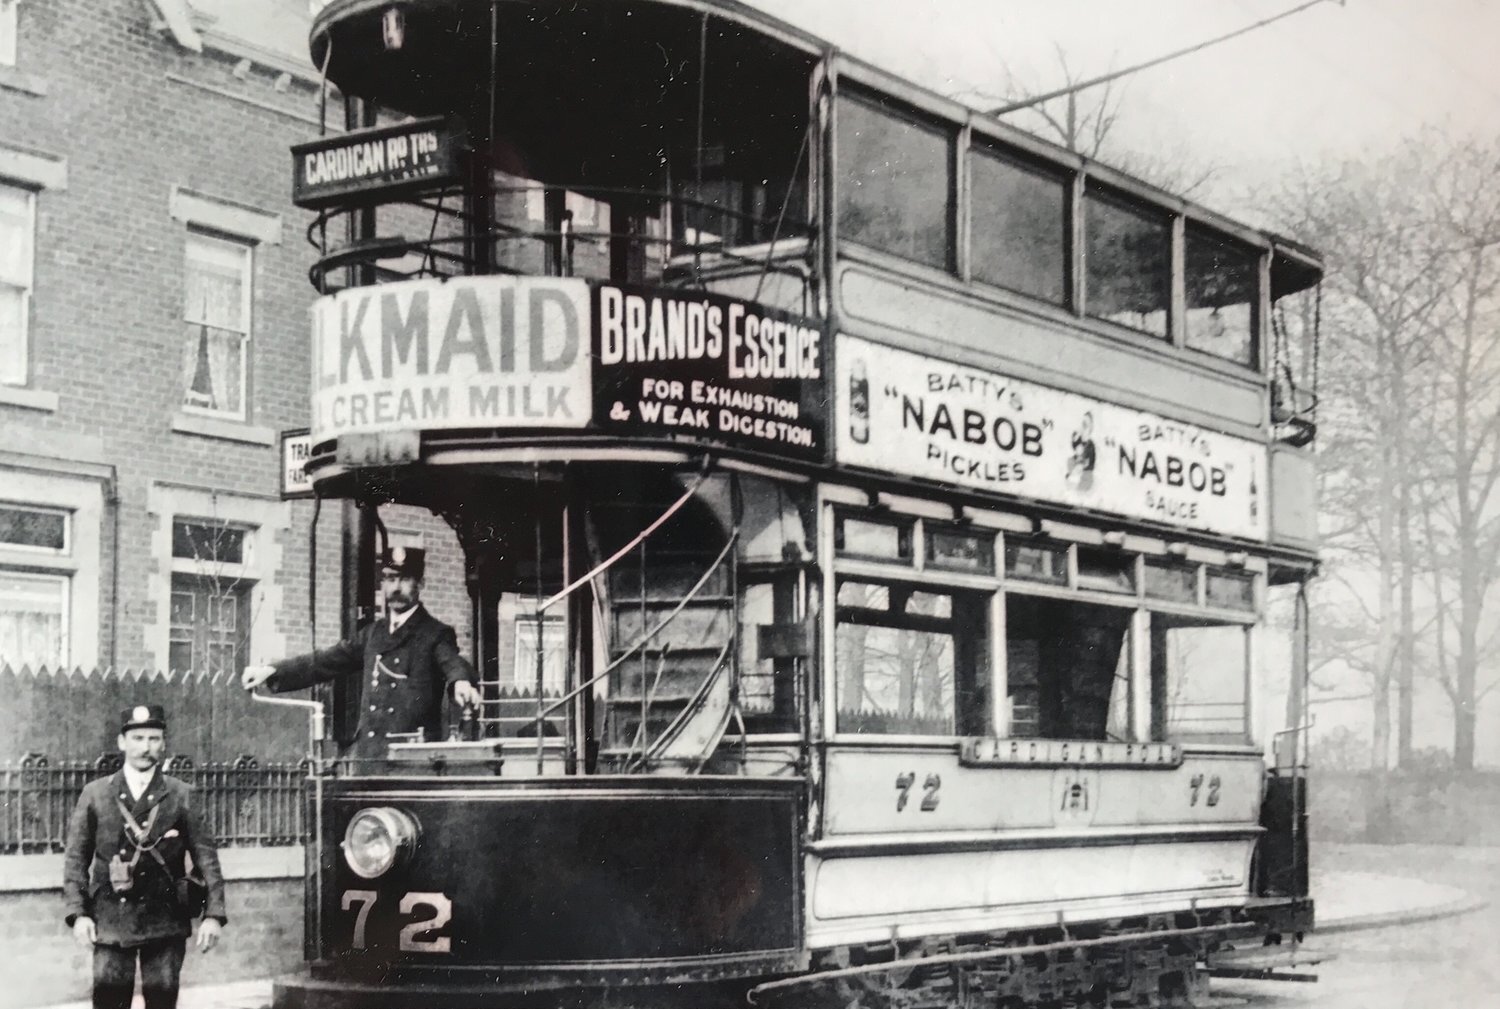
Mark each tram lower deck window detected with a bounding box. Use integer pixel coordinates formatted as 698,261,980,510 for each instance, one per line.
834,580,988,736
1150,616,1249,743
1006,596,1133,742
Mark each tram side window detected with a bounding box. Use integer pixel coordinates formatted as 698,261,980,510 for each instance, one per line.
969,145,1069,306
837,94,954,272
1084,187,1170,339
835,580,988,736
1150,616,1249,744
1006,596,1132,741
1185,225,1259,367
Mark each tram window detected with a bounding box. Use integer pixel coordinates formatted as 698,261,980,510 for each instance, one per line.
969,145,1068,305
835,580,989,737
1076,547,1135,595
1151,617,1249,743
1143,559,1199,604
835,512,914,563
1084,188,1170,339
1205,568,1256,612
739,576,800,734
1004,537,1068,586
1006,596,1133,741
837,94,954,272
925,524,995,574
1185,226,1258,367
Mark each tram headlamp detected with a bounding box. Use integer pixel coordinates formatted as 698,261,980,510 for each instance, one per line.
341,807,420,879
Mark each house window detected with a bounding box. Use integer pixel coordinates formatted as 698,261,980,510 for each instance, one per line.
181,232,251,419
0,502,67,553
0,570,67,669
167,518,252,676
0,499,70,670
511,613,566,695
0,184,34,386
168,574,248,676
172,519,246,564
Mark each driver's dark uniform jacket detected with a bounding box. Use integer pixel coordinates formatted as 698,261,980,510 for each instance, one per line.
266,603,473,758
62,769,228,944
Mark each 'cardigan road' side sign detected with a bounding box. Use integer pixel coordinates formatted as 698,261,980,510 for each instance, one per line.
835,335,1269,541
309,276,592,441
591,284,828,463
292,116,463,209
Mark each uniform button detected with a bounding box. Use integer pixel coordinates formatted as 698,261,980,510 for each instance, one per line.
369,705,376,712
371,678,379,685
386,707,394,714
366,731,375,738
393,658,400,665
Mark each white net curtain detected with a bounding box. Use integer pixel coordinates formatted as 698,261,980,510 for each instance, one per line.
181,233,249,417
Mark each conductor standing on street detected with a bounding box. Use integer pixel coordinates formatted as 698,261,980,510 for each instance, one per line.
63,705,226,1009
242,546,482,758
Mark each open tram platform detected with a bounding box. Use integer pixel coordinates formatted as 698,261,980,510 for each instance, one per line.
27,844,1488,1009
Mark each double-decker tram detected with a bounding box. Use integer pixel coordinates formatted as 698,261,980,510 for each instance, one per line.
276,2,1325,1008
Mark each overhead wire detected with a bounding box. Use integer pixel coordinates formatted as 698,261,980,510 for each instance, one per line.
989,0,1340,116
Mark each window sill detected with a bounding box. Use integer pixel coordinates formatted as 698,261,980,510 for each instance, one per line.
0,65,48,97
0,385,59,412
171,412,276,446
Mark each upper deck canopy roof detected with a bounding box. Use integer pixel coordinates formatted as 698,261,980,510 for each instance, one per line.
309,0,819,188
309,0,1322,295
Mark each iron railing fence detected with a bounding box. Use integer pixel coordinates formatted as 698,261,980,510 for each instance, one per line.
0,754,309,854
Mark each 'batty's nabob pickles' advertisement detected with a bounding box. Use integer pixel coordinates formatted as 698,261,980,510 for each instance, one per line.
835,334,1268,540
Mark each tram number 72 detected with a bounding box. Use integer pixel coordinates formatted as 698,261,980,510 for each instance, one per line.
341,889,453,953
895,772,941,812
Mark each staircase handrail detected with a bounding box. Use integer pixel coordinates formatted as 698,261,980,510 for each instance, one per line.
535,468,710,616
633,634,735,772
529,529,740,726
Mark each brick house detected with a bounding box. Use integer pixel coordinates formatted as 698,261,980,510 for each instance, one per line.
0,0,471,761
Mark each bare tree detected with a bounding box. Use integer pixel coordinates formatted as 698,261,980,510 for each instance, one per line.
1408,137,1500,769
963,48,1220,198
1275,132,1500,771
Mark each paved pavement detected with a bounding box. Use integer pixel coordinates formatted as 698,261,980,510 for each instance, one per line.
30,847,1489,1009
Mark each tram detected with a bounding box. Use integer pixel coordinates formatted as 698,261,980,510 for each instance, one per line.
271,2,1325,1008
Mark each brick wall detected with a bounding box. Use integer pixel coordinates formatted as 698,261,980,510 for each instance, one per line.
2,877,303,1009
0,1,471,703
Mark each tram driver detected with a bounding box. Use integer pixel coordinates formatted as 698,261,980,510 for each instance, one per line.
242,547,483,758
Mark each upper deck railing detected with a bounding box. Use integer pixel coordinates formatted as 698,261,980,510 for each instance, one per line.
305,178,815,314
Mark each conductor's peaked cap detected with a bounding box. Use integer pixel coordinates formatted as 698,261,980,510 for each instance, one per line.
121,704,166,733
381,546,425,580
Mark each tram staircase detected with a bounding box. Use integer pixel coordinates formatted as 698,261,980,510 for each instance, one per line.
598,547,738,772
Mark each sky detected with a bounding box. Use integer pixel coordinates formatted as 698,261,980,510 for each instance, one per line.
746,0,1500,217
